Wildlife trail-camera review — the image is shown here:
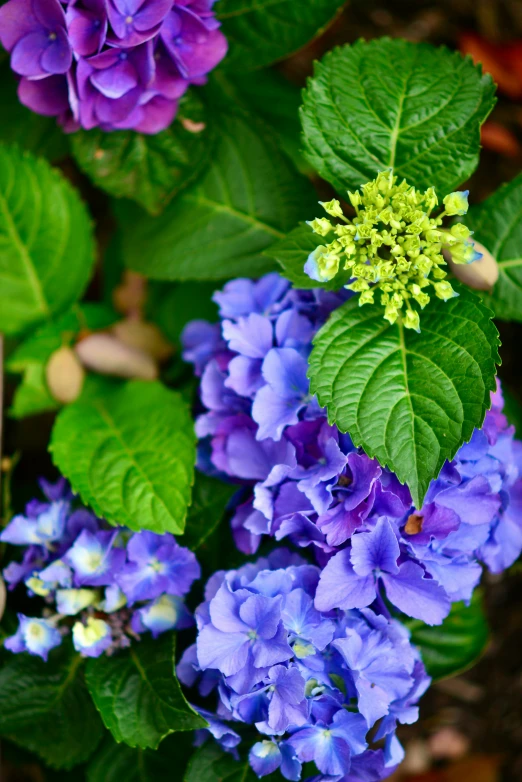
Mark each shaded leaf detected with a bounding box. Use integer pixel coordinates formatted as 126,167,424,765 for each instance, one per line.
71,91,213,215
408,592,489,680
87,733,194,782
180,473,237,552
301,39,495,195
185,743,258,782
147,281,219,347
0,65,68,161
50,378,196,534
0,145,95,336
0,644,103,769
120,112,316,281
86,633,206,749
466,171,522,322
308,285,500,507
217,0,345,70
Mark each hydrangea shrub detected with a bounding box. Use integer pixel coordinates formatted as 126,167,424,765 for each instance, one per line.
1,20,522,782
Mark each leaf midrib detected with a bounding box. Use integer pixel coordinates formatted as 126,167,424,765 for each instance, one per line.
183,193,285,239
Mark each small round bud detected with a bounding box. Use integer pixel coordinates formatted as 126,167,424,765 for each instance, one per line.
0,575,6,622
443,190,469,216
46,346,85,404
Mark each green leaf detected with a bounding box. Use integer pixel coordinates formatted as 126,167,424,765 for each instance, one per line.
217,0,345,71
119,111,317,281
180,473,237,551
215,70,311,175
0,144,95,336
71,91,214,215
407,591,489,680
7,304,116,419
185,743,258,782
85,633,206,749
50,378,196,534
264,223,350,289
0,65,68,161
87,734,194,782
308,285,500,507
301,39,496,196
466,171,522,322
0,644,103,769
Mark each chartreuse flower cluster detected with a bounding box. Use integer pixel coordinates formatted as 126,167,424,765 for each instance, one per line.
1,478,200,659
305,170,481,331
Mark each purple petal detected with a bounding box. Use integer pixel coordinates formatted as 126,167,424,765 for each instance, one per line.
382,562,450,625
315,549,376,612
351,517,400,577
196,624,249,676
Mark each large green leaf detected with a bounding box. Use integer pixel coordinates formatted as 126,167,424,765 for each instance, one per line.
408,591,489,680
0,145,95,336
180,473,237,552
86,633,206,749
301,39,496,195
308,285,500,507
7,304,116,419
87,734,194,782
71,92,214,215
0,65,68,161
120,112,317,281
50,379,196,534
466,172,522,322
264,223,350,290
217,0,345,70
215,70,310,174
0,644,103,769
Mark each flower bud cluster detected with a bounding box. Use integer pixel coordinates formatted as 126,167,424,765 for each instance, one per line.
305,171,481,331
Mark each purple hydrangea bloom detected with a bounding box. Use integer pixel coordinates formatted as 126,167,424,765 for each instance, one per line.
178,551,429,781
0,0,227,132
2,477,201,658
183,273,522,624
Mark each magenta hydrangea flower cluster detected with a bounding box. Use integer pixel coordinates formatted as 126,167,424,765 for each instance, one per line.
182,273,522,627
1,477,200,658
178,550,430,781
0,0,227,132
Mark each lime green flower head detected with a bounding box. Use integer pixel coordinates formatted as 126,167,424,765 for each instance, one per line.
304,170,480,331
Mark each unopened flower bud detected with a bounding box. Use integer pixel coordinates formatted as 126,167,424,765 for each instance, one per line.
46,346,85,404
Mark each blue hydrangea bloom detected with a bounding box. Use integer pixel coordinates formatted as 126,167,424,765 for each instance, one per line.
2,478,200,658
183,273,522,626
5,613,62,660
178,550,429,781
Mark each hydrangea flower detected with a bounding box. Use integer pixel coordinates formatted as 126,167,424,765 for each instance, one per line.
305,170,481,330
183,273,522,625
1,477,200,658
0,0,227,132
178,550,430,781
